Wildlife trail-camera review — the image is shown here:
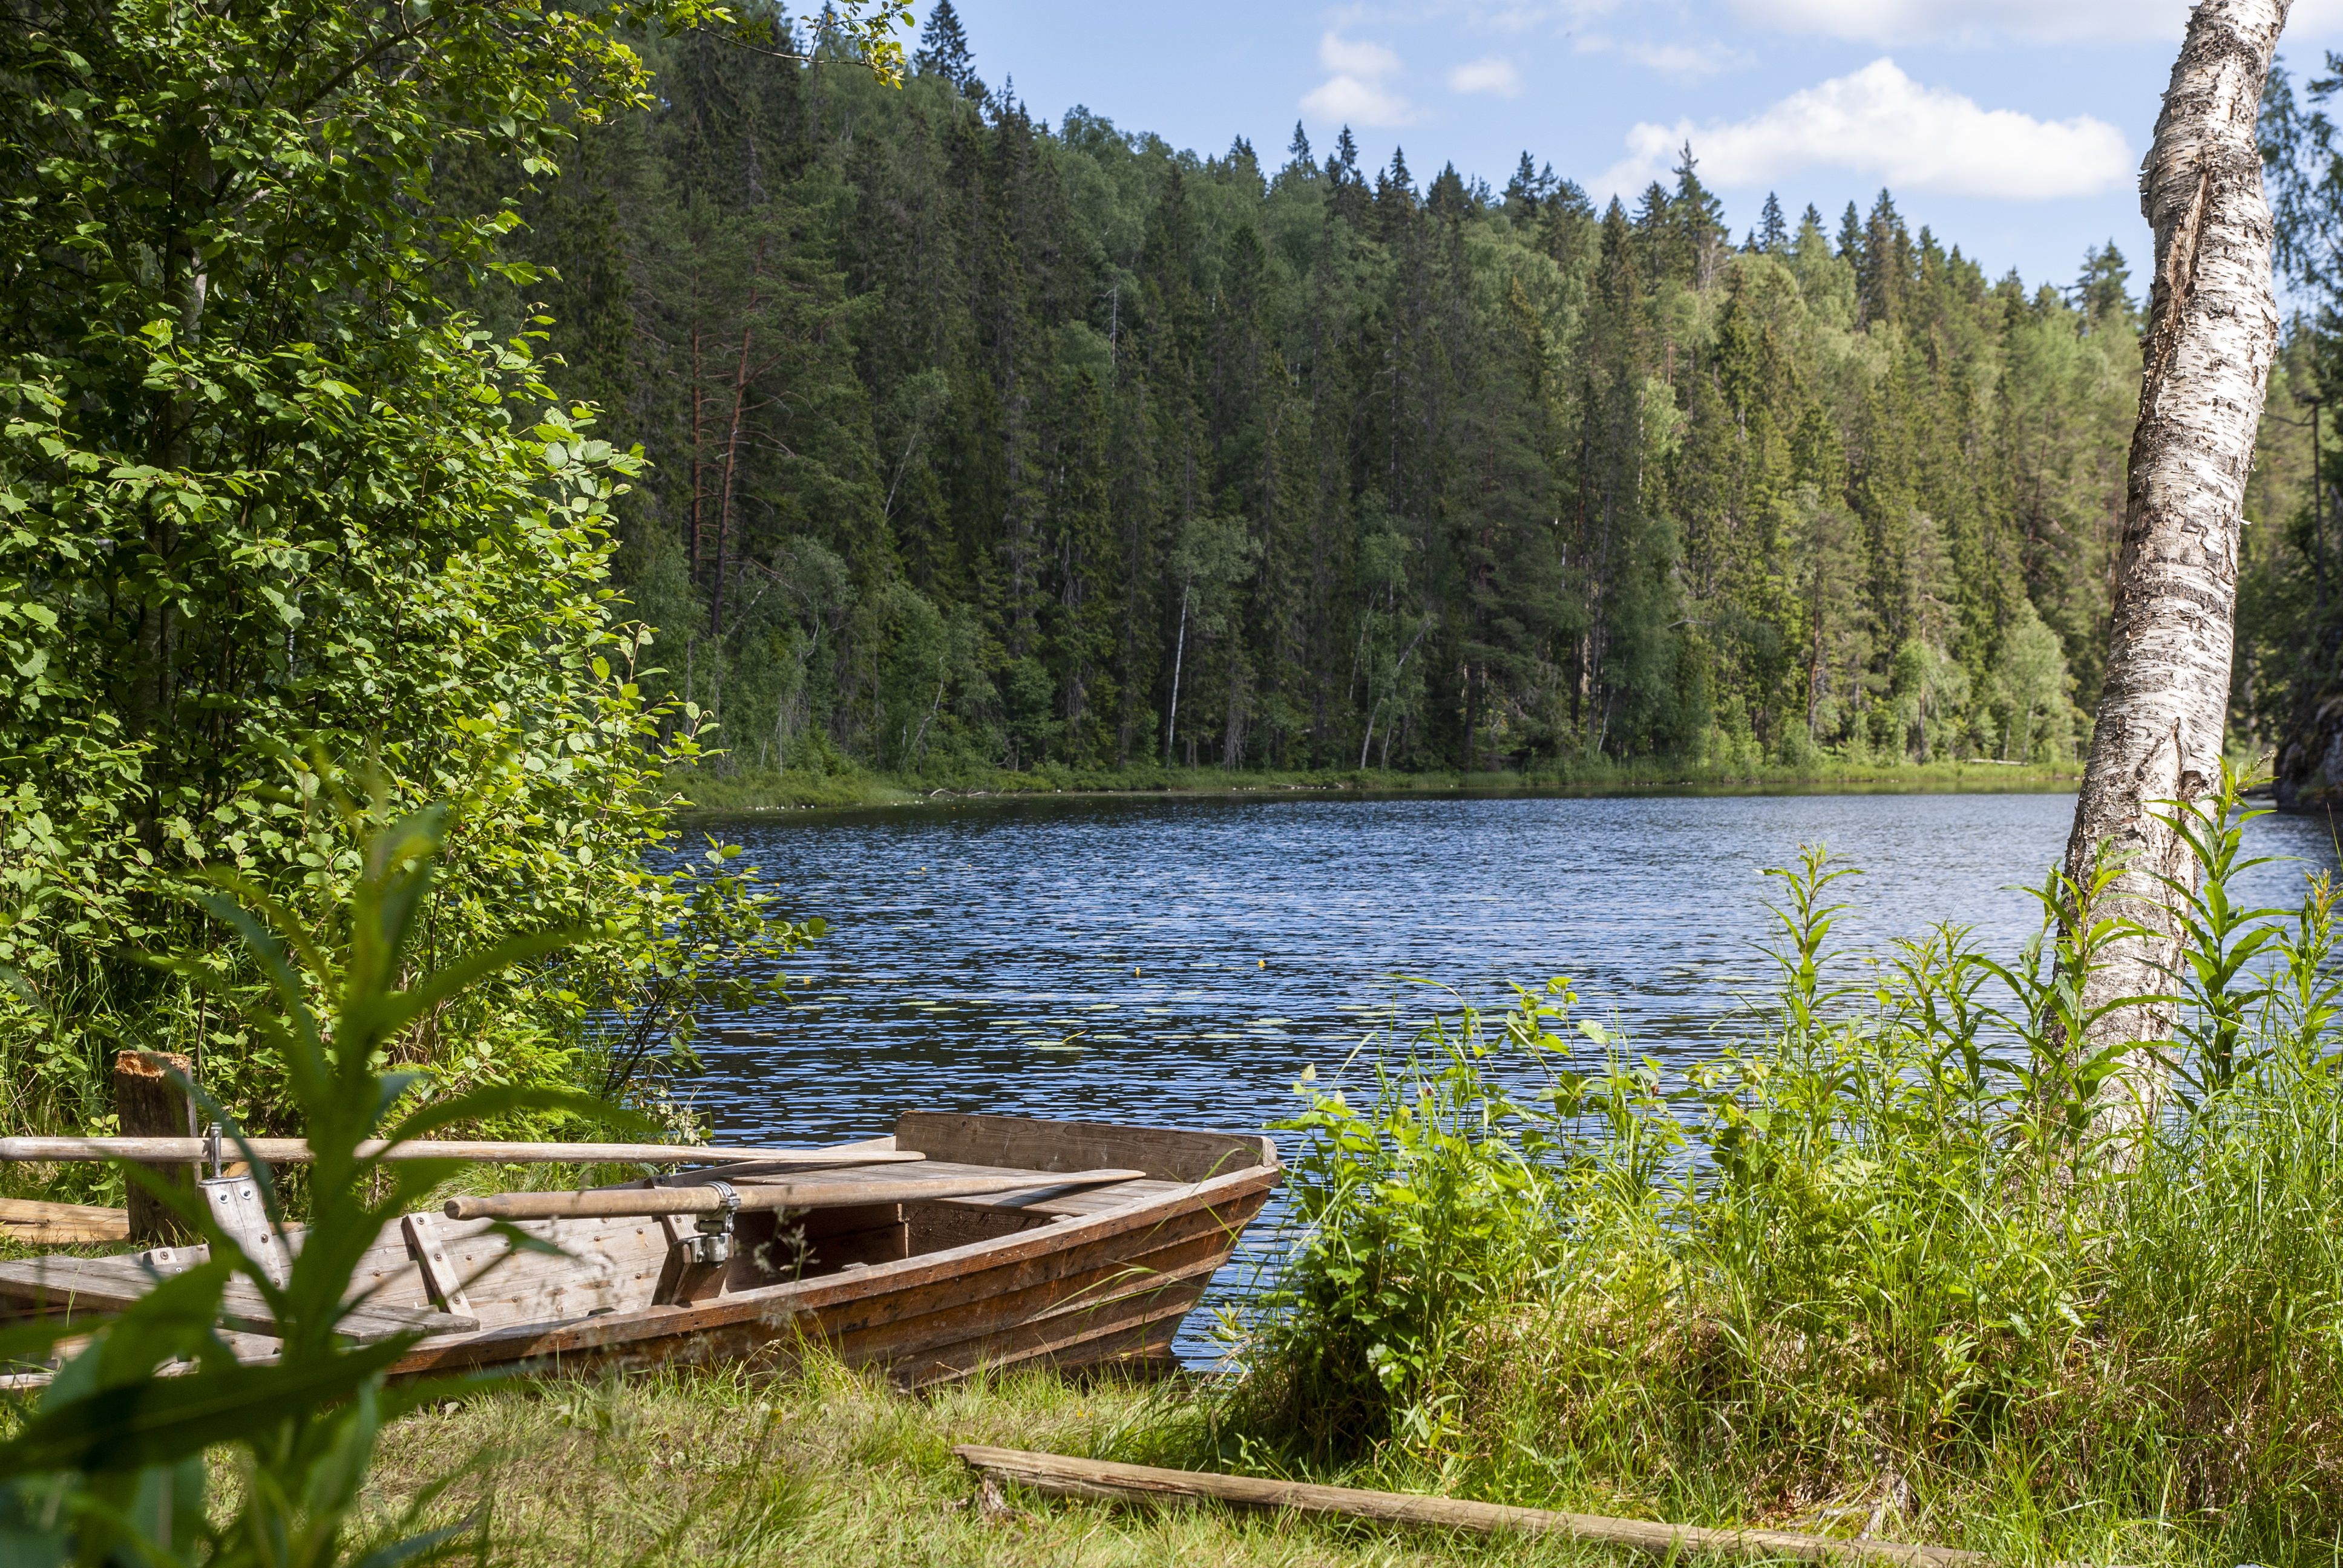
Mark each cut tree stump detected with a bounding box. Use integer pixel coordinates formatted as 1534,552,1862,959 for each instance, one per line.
114,1050,195,1244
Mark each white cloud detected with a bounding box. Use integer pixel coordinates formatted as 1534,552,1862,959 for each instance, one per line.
1302,74,1425,124
1447,56,1524,96
1302,31,1423,127
1450,0,1624,29
1620,39,1746,79
1330,0,1627,34
1715,0,2343,44
1321,32,1405,77
1594,57,2133,200
1720,0,2157,43
1469,0,2343,44
1365,0,2343,44
1575,31,1748,82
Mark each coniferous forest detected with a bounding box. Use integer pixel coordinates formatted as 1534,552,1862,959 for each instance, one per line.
442,3,2212,783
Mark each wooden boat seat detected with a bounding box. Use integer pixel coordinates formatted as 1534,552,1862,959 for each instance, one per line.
722,1158,1179,1217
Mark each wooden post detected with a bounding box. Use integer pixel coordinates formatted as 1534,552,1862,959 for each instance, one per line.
113,1050,195,1244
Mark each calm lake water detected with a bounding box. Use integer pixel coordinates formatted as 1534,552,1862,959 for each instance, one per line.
680,789,2339,1357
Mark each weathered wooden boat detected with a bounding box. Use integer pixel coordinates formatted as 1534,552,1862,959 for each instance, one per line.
0,1112,1281,1388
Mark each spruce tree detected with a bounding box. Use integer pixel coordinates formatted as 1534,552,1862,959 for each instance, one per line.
2073,241,2134,322
1671,142,1727,285
1429,162,1469,218
1760,191,1789,253
1860,189,1911,327
1507,151,1541,214
913,0,977,96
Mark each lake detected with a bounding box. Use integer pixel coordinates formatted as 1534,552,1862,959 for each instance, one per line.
680,788,2338,1357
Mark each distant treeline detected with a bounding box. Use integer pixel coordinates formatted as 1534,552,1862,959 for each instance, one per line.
451,2,2155,777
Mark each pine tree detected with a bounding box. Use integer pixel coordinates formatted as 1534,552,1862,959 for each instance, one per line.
1760,191,1789,253
1286,120,1312,171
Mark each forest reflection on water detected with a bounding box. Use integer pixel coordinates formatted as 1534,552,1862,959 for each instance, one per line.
677,788,2339,1359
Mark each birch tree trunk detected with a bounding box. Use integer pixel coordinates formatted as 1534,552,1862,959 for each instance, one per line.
2062,0,2290,1133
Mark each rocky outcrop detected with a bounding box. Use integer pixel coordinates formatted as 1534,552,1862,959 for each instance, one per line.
2276,688,2343,814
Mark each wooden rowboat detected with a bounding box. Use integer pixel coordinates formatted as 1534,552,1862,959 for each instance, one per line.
0,1112,1282,1388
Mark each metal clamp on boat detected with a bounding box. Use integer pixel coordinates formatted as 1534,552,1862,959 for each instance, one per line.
689,1181,742,1265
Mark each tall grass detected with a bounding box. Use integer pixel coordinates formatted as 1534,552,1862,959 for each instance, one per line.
1228,767,2343,1561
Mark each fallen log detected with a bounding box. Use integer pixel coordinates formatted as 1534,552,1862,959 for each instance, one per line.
951,1445,1987,1568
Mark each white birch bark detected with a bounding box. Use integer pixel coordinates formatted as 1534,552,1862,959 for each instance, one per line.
2063,0,2290,1132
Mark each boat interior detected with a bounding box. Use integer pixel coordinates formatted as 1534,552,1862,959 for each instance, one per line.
0,1112,1278,1347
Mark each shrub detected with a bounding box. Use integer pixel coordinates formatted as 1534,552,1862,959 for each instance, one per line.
0,805,628,1564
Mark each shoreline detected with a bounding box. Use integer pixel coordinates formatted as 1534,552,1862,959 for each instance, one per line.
666,759,2083,814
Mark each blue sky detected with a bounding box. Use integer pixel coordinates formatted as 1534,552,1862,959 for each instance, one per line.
946,0,2343,295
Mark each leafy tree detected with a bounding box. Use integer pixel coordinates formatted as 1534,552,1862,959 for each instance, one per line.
0,0,896,1134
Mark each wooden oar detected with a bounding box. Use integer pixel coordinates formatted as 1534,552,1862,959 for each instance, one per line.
952,1447,1985,1568
443,1168,1147,1221
0,1137,926,1168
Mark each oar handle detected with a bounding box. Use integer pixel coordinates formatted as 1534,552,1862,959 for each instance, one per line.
443,1168,1148,1222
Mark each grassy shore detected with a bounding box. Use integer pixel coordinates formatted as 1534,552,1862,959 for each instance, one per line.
352,1336,2282,1568
356,1356,2056,1568
359,1361,1642,1568
669,755,2081,812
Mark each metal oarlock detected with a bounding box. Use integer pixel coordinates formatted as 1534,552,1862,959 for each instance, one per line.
689,1180,741,1266
206,1121,222,1180
199,1172,289,1287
